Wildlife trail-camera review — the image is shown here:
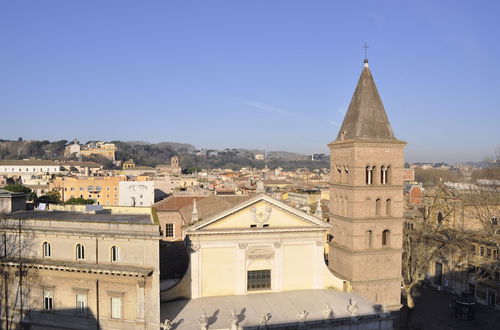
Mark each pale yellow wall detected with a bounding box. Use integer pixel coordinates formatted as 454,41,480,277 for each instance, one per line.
201,247,237,296
282,244,314,290
204,201,314,230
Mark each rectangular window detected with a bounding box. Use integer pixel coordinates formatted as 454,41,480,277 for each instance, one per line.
247,270,271,291
111,297,122,319
43,290,53,311
165,223,174,237
487,248,492,258
76,293,86,315
480,247,485,256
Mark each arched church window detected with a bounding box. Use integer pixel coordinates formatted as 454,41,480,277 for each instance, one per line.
42,242,51,258
386,166,392,184
375,198,381,216
372,166,378,184
111,245,120,262
344,197,348,217
381,166,388,184
76,243,85,260
366,230,373,248
386,199,392,216
382,230,390,247
366,166,373,185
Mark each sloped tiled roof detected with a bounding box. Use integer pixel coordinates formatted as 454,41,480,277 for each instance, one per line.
153,196,208,211
0,159,58,166
179,195,250,224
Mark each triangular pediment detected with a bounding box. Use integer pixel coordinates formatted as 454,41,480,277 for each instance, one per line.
188,194,330,232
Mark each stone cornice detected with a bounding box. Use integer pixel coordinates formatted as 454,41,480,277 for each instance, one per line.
0,227,161,240
188,227,325,236
0,259,153,277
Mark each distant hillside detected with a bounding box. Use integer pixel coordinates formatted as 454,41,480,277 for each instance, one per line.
0,139,68,160
0,138,327,170
267,150,309,160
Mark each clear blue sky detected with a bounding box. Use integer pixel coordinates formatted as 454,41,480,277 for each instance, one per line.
1,1,499,163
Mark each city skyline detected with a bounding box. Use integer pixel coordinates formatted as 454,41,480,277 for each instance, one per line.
1,1,499,163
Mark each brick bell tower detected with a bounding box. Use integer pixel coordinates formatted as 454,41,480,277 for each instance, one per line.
328,59,406,310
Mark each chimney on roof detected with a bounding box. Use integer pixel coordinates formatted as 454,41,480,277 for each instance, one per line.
191,199,199,223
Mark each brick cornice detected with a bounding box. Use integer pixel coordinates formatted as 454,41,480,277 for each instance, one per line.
330,183,404,190
329,242,404,255
327,213,404,223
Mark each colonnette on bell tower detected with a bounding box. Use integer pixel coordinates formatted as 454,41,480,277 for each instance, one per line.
328,58,406,310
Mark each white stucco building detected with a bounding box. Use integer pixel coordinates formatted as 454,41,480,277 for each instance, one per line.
118,181,155,207
0,160,62,176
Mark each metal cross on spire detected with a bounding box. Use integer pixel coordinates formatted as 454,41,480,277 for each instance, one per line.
363,42,369,63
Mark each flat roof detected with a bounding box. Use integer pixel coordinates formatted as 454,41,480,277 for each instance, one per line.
161,289,380,329
3,210,152,224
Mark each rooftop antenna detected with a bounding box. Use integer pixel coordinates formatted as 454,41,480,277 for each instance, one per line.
363,42,369,64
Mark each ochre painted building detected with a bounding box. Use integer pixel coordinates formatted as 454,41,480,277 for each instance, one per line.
50,176,125,205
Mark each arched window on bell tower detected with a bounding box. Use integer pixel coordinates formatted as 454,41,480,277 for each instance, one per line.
381,166,388,184
382,230,391,247
372,166,378,184
366,166,373,185
386,166,392,184
386,199,392,216
375,198,381,216
366,230,373,248
344,197,348,217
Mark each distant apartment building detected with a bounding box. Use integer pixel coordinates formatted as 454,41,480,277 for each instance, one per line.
118,181,154,207
80,142,117,161
0,160,62,176
286,188,321,209
50,176,125,205
60,161,103,175
64,140,81,158
154,175,199,196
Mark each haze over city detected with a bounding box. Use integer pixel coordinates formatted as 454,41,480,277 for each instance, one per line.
1,1,499,162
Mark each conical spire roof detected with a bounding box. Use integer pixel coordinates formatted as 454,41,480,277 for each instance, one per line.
336,61,396,141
